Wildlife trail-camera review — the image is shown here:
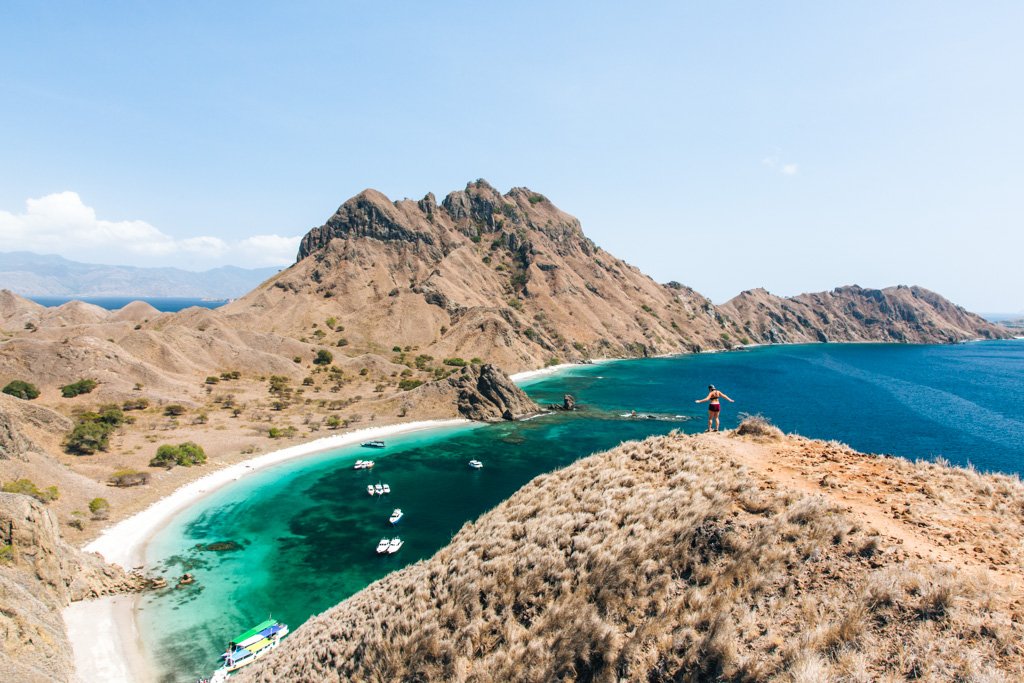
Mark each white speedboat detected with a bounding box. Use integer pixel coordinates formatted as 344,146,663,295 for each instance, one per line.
387,537,404,553
374,484,384,495
468,460,483,469
361,440,386,448
354,460,366,469
376,538,390,554
389,509,403,524
382,484,391,494
367,484,375,496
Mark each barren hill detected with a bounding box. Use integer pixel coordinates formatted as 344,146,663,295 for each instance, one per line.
244,426,1024,682
720,285,1007,344
220,180,737,370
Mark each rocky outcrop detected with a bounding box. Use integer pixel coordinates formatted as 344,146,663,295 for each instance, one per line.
446,364,539,422
0,493,142,682
720,285,1008,345
0,394,72,462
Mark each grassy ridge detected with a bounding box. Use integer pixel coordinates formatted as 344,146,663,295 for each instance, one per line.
244,428,1023,682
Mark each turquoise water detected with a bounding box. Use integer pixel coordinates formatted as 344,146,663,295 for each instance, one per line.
140,341,1024,682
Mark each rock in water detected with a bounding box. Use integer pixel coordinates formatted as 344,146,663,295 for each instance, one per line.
446,364,539,422
563,394,576,411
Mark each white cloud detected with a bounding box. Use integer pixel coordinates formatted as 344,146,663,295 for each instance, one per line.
762,154,799,176
0,192,300,268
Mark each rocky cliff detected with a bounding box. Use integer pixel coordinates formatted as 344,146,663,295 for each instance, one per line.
243,428,1024,682
720,285,1007,345
0,493,141,682
222,181,742,370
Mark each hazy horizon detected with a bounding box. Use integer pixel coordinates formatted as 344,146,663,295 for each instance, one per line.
2,2,1021,311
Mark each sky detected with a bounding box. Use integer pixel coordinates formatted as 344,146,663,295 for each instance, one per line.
1,2,1022,312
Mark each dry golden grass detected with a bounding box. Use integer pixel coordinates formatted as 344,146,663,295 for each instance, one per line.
243,432,1024,682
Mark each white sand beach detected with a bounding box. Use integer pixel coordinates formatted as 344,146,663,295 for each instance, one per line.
64,418,469,683
510,359,613,384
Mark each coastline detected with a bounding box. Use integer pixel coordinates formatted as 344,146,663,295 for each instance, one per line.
510,358,616,384
65,418,470,683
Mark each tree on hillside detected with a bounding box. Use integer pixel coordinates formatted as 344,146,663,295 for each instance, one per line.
60,379,97,398
314,349,334,366
149,442,207,468
2,380,40,400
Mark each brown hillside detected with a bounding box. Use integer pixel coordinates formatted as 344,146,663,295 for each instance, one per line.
221,181,740,369
244,428,1024,682
720,285,1006,344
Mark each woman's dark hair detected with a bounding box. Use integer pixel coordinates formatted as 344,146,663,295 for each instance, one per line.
708,384,715,391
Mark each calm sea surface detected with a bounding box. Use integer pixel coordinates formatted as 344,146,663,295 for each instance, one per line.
29,296,226,311
140,341,1024,681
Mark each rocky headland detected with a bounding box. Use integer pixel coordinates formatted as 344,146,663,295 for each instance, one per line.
243,424,1024,682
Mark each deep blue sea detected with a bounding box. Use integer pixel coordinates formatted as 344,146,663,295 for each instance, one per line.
28,296,226,311
139,340,1024,682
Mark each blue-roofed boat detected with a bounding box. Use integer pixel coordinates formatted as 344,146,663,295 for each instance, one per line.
209,618,289,678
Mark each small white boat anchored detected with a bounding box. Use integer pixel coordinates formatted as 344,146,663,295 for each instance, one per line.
354,460,376,470
389,508,403,524
367,484,376,496
361,440,386,448
376,538,390,554
374,483,384,495
468,460,483,469
387,537,404,553
382,483,391,494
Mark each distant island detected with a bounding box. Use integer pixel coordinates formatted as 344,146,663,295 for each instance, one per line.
0,251,280,299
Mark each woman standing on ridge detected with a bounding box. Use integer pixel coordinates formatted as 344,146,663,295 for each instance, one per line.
696,384,733,432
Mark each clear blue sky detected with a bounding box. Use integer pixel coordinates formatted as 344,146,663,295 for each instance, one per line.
1,2,1021,311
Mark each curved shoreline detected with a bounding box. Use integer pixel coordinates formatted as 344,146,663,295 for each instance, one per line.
66,418,470,683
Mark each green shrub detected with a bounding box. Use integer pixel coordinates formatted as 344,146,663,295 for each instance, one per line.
336,338,349,347
2,380,40,400
326,317,337,330
60,379,97,398
470,357,483,365
313,349,334,366
150,442,207,468
109,469,150,487
268,426,297,439
325,415,341,429
268,375,290,394
1,478,59,503
398,379,423,391
205,376,219,384
122,398,149,411
219,370,241,380
443,357,467,367
0,544,13,564
88,497,110,520
66,419,112,455
164,404,186,416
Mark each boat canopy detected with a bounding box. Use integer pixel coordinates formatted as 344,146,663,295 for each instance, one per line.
230,619,277,647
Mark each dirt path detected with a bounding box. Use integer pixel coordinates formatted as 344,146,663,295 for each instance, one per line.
699,432,1024,594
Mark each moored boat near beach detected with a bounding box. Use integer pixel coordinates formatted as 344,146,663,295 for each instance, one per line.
210,618,289,678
